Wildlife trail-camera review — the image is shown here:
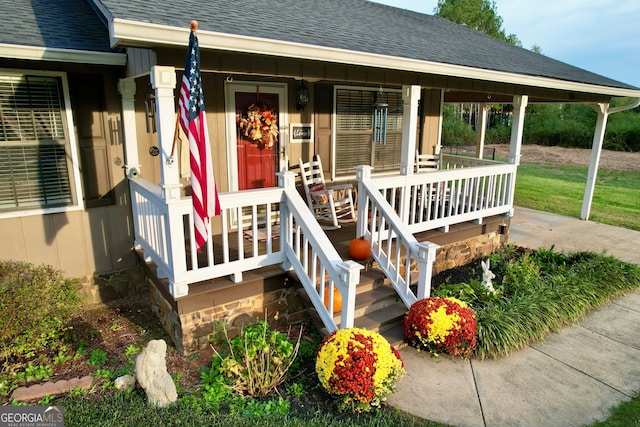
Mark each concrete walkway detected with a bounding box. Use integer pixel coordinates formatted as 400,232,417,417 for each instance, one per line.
387,207,640,427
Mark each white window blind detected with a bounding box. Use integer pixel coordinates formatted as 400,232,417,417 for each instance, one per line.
334,88,403,176
0,74,74,211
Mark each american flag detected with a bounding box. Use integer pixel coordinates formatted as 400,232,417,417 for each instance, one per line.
178,28,220,252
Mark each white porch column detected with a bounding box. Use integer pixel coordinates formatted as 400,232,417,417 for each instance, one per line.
508,95,528,165
581,103,610,220
150,65,181,201
475,103,489,159
507,95,528,217
435,89,445,155
400,85,421,175
118,78,141,178
150,66,188,297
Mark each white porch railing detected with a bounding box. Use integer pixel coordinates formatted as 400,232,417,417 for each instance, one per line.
355,156,517,307
129,156,516,330
381,155,517,234
129,172,361,333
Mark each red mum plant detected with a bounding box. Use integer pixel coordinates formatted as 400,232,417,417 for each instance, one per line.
404,297,477,357
315,328,405,412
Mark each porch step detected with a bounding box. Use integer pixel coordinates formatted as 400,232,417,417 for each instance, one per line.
292,268,409,349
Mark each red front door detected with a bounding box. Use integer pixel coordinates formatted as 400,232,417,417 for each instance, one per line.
235,91,280,190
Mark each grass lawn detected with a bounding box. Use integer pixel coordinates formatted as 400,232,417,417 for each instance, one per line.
592,394,640,427
514,163,640,231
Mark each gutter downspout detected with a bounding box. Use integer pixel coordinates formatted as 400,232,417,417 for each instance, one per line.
581,97,640,220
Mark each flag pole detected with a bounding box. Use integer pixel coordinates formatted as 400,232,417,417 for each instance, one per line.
169,20,199,165
169,113,180,164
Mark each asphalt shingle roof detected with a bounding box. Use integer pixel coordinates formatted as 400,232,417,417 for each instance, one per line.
0,0,114,53
93,0,638,91
1,0,635,92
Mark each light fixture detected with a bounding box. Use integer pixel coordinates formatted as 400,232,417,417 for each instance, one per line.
296,80,310,111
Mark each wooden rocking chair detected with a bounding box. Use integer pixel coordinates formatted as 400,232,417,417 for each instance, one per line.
299,155,355,229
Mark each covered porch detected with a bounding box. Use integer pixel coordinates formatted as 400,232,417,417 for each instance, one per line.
123,66,526,352
131,146,514,351
121,64,621,353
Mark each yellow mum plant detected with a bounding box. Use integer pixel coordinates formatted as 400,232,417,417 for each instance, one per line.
404,297,477,357
315,328,404,412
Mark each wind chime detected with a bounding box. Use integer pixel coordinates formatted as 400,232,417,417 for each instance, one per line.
372,87,388,145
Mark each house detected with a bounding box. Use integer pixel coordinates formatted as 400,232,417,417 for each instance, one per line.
1,0,638,352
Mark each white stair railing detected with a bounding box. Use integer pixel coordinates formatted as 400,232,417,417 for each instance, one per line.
356,166,439,307
355,157,516,307
278,172,362,332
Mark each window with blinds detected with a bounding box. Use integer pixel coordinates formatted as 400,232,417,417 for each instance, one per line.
334,87,403,176
0,73,75,212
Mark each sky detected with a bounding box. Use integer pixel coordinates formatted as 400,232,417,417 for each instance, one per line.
370,0,640,88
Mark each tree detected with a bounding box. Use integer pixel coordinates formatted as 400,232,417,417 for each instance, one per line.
435,0,521,46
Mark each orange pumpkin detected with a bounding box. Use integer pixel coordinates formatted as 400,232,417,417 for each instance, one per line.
349,236,371,260
323,286,342,314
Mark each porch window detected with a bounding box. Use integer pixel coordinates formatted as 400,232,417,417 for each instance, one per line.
334,87,403,176
0,72,78,213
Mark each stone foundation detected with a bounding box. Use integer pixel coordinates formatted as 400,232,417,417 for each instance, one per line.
433,229,507,274
147,272,307,354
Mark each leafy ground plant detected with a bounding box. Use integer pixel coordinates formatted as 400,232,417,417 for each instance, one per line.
432,245,640,359
207,320,302,398
4,244,637,425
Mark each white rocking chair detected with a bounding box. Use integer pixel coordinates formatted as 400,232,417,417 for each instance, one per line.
299,156,355,230
415,150,440,172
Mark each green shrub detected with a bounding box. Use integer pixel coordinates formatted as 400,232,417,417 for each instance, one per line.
207,320,301,398
485,124,511,145
604,110,640,151
441,119,476,146
0,261,80,361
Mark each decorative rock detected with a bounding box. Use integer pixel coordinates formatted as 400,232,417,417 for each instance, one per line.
114,374,136,391
11,375,92,402
134,339,177,407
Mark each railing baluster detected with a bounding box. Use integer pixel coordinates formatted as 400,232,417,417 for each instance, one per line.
221,209,230,264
